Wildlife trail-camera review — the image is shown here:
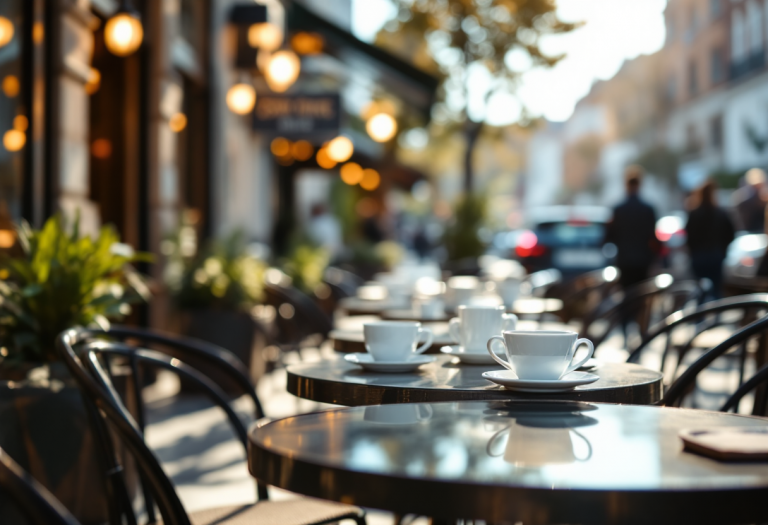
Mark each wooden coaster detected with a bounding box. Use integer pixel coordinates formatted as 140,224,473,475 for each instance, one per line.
680,427,768,461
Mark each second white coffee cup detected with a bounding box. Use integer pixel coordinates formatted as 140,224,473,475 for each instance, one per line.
364,321,434,362
449,305,518,352
486,330,594,380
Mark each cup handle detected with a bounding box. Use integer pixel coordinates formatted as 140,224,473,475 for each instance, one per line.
448,318,461,343
486,427,509,457
487,336,513,370
502,313,518,331
417,405,433,421
415,328,434,354
563,338,594,376
570,429,593,461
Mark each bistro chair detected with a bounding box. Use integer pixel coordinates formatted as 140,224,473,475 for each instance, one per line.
0,447,81,525
627,294,768,385
524,268,562,297
661,313,768,415
89,324,265,420
545,266,620,323
56,328,367,525
582,275,703,351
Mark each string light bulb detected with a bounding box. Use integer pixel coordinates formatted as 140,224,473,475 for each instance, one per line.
226,83,256,115
104,1,143,57
248,22,282,51
326,136,354,163
3,129,25,152
265,50,301,93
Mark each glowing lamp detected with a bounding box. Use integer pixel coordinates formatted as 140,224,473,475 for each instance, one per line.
0,17,14,49
0,229,15,248
316,148,337,169
248,22,282,51
104,3,143,57
366,113,397,142
270,137,291,157
291,140,313,161
226,83,256,115
13,115,27,132
340,162,363,185
291,32,323,55
2,76,19,97
169,113,187,132
326,136,354,162
265,50,300,93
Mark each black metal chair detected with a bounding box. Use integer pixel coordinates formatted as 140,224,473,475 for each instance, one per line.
582,275,703,351
56,328,367,525
264,282,334,358
0,447,81,525
627,294,768,384
661,314,768,415
525,268,562,298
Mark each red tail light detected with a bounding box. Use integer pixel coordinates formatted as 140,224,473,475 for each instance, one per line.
515,230,546,257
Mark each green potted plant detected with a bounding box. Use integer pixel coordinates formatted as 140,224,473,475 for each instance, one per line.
165,227,267,385
0,214,149,523
442,193,488,275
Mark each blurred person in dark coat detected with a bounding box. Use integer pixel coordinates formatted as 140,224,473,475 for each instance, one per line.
732,168,767,232
604,165,659,290
685,180,735,299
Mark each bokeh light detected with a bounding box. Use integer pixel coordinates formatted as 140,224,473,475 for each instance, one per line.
316,147,337,169
13,115,27,132
0,17,14,49
360,168,381,190
326,136,354,162
271,137,291,157
2,76,19,97
85,69,101,95
340,162,363,185
3,129,25,152
248,22,282,51
169,113,187,132
291,32,323,55
291,140,314,161
366,113,397,142
226,83,256,115
265,50,301,93
104,12,143,56
91,138,113,159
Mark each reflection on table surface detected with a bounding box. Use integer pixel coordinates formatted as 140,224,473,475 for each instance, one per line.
253,401,768,491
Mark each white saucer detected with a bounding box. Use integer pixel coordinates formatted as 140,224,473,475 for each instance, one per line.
344,353,436,373
482,370,599,392
440,345,501,365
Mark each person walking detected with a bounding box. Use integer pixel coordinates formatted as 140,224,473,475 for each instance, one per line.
685,180,735,299
732,168,767,232
604,165,660,290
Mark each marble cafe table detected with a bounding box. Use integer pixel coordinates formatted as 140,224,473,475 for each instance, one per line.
248,400,768,524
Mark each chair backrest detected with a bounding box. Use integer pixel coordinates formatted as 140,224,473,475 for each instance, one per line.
721,362,768,413
92,325,265,420
525,269,562,297
57,328,194,525
264,283,334,344
661,314,768,414
627,294,768,370
0,447,81,525
582,275,702,349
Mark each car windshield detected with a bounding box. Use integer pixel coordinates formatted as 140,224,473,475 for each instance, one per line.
535,222,605,245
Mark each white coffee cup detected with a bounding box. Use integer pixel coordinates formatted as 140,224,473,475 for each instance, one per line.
496,277,522,307
363,321,434,362
486,330,594,380
449,305,517,353
415,297,445,319
446,276,480,308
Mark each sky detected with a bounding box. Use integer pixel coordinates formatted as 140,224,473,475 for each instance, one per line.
352,0,668,124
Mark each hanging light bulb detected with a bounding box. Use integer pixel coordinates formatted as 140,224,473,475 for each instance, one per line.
248,22,283,51
3,129,26,152
326,136,354,163
104,1,143,57
0,17,14,49
226,83,256,115
366,113,398,142
265,50,301,93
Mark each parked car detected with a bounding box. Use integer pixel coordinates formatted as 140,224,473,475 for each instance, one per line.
501,206,612,276
723,232,768,280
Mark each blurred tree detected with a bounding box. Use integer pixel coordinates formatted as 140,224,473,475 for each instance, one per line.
377,0,578,193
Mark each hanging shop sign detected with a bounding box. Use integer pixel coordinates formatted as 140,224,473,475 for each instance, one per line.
252,93,340,137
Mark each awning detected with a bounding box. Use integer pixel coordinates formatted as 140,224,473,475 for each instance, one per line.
287,3,439,119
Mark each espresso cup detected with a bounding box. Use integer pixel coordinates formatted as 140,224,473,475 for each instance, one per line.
449,306,518,353
486,330,594,380
415,297,445,319
496,277,522,307
445,276,480,308
363,321,434,362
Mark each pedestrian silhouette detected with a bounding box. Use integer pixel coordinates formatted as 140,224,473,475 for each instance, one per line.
685,179,735,300
732,168,767,233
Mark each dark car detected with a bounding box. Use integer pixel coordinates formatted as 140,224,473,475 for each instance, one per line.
506,206,611,275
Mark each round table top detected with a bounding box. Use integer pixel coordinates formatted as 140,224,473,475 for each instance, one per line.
338,296,411,315
249,401,768,524
380,309,452,323
286,355,662,406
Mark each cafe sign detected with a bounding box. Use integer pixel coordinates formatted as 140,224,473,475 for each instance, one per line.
253,94,340,137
